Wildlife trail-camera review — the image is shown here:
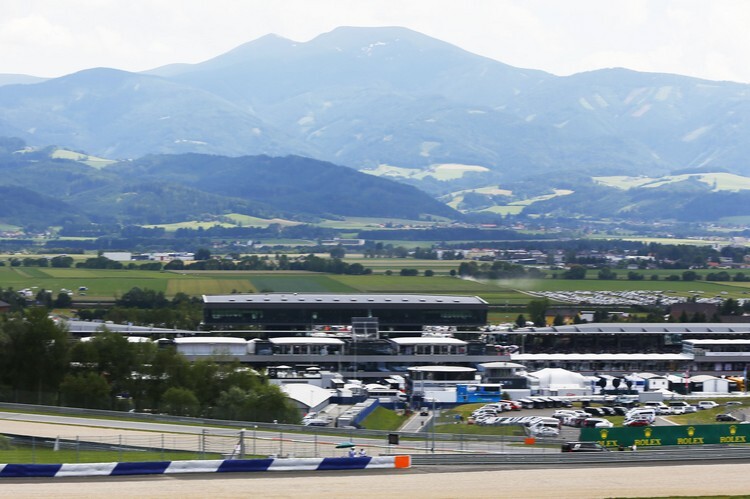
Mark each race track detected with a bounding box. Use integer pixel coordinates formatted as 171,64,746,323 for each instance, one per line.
2,462,749,498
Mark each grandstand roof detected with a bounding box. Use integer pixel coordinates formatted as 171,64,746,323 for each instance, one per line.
520,323,750,334
203,293,487,306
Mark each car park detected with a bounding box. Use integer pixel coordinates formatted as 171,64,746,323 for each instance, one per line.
561,441,609,452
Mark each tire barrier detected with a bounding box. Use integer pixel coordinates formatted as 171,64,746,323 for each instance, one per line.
0,455,411,478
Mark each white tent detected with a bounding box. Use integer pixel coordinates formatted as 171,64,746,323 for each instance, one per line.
690,375,730,393
281,383,333,413
529,368,591,395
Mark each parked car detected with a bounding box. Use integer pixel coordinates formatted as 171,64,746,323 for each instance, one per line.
643,401,670,414
697,401,720,410
552,410,578,420
583,407,606,417
625,408,656,423
623,418,651,427
610,406,629,416
725,401,743,407
599,407,616,416
582,417,614,428
716,414,740,422
561,441,609,452
668,401,697,414
500,400,523,411
612,395,639,406
529,425,560,437
565,415,590,428
303,418,329,427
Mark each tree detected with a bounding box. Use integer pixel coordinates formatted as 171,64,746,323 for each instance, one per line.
0,308,70,404
329,245,346,259
424,269,434,277
194,248,211,261
562,265,587,279
60,372,111,409
682,270,699,281
514,314,527,328
50,255,74,268
721,298,742,316
213,386,248,420
160,387,200,417
35,289,52,308
597,268,617,280
164,259,184,270
54,292,73,308
527,299,549,328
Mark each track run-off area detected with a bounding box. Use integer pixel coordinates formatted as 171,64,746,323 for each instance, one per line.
2,461,750,498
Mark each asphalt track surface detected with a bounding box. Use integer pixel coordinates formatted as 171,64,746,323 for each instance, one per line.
3,462,750,498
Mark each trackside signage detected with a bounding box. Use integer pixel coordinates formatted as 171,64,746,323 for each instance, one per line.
580,424,750,448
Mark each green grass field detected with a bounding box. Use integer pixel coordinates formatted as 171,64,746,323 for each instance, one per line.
1,258,749,306
360,406,409,431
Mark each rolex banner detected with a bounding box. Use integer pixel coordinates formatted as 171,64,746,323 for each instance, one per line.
580,424,750,448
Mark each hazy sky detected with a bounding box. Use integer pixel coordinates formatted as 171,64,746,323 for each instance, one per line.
3,0,750,83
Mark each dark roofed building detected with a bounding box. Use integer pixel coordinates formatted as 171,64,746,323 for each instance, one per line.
202,293,488,332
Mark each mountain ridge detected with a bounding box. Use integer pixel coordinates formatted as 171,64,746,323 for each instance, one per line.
1,26,750,223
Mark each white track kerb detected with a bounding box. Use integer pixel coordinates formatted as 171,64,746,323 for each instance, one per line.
0,455,412,478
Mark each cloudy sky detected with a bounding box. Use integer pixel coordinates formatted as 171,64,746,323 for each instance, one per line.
3,0,750,83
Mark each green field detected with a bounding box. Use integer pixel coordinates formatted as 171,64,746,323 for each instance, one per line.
2,260,749,307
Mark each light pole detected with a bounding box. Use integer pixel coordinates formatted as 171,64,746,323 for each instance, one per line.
253,425,257,456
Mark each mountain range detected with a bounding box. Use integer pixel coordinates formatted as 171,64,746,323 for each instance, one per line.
0,137,455,228
2,26,750,224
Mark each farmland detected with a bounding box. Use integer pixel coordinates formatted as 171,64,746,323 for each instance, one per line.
2,258,749,317
0,259,750,306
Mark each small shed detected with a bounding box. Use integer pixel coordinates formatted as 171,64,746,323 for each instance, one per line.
690,375,730,393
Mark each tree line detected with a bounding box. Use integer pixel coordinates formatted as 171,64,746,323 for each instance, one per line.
0,309,298,422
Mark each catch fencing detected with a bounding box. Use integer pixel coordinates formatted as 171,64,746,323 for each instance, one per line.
0,427,563,465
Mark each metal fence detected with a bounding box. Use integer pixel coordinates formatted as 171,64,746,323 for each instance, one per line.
0,427,565,464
